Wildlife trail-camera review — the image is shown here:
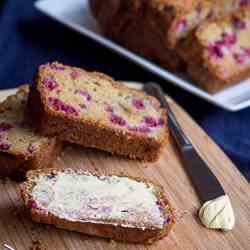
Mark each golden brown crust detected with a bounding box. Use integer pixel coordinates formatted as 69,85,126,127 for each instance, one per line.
186,58,250,93
19,168,176,244
28,62,168,162
0,85,63,179
0,138,62,180
90,0,183,70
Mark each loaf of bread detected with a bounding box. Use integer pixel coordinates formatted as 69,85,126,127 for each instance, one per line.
179,7,250,93
90,0,250,70
28,62,168,162
0,85,62,178
20,168,175,244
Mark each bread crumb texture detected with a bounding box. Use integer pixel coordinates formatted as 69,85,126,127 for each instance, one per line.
39,62,166,138
0,86,47,157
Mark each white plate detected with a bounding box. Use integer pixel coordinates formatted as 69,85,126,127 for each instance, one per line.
35,0,250,111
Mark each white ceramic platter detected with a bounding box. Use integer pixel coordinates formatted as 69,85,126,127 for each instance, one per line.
35,0,250,111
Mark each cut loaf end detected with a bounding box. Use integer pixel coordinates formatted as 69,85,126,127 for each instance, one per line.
0,85,62,179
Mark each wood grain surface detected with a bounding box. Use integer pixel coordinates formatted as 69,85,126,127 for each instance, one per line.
0,84,249,250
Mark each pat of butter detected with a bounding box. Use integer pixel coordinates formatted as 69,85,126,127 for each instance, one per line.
199,195,235,231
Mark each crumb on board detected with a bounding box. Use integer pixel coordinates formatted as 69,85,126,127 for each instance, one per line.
11,207,19,216
173,209,189,223
0,176,12,184
109,239,117,246
30,239,47,250
45,225,52,230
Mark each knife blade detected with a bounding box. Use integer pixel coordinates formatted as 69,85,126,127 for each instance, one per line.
143,82,235,231
143,82,225,202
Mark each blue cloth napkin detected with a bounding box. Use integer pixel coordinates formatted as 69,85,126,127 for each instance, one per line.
0,0,249,181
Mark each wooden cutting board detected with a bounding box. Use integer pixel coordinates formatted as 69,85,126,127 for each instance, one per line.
0,84,249,250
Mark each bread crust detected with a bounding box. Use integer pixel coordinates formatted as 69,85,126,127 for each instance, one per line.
19,168,175,244
90,0,182,70
0,138,62,179
28,62,168,162
113,7,183,71
0,85,62,179
187,57,250,94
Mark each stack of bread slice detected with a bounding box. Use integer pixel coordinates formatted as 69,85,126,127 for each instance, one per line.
0,62,175,244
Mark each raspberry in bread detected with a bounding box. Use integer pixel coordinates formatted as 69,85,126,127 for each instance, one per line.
179,7,250,93
147,0,250,49
90,0,250,71
19,168,175,244
28,62,168,162
0,85,62,178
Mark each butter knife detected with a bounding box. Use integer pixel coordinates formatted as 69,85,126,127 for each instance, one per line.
144,82,235,231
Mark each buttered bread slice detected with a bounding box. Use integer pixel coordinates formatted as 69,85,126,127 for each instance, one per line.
28,62,168,162
0,85,62,178
20,168,175,244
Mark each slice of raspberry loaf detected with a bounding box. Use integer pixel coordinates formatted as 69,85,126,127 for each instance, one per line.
20,168,175,244
0,85,62,178
28,62,168,162
179,7,250,93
